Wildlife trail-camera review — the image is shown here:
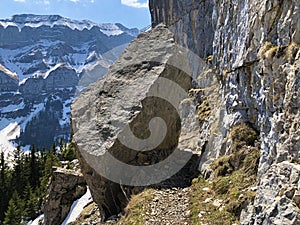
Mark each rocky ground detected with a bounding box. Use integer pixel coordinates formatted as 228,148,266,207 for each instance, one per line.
71,187,192,225
140,188,191,225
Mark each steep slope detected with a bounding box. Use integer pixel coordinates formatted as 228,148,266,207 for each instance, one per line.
0,14,138,150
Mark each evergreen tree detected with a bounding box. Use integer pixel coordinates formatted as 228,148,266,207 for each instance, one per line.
0,140,75,224
3,191,25,225
23,183,32,203
11,146,25,195
0,152,8,222
40,148,60,195
62,142,77,161
29,145,39,188
25,186,40,220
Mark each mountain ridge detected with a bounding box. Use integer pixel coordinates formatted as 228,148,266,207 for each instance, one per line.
0,14,140,36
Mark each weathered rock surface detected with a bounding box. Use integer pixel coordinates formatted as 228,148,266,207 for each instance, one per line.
150,0,300,224
72,24,203,220
43,167,87,225
19,64,79,97
150,0,214,58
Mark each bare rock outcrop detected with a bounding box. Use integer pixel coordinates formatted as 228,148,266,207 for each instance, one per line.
150,0,214,58
43,167,87,225
0,64,18,92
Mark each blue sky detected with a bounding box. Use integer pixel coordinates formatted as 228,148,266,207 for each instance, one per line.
1,0,151,28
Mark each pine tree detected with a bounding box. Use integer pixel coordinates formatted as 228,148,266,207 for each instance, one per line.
23,183,32,203
62,142,77,161
3,191,25,225
40,148,60,195
29,145,39,188
25,186,40,220
0,152,8,221
11,146,24,194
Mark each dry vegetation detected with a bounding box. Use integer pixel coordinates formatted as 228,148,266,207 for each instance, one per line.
117,189,154,225
190,123,260,225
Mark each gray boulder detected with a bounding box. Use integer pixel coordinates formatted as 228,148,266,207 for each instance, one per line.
72,24,202,219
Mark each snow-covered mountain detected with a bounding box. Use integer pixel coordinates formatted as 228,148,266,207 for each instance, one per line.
0,14,139,155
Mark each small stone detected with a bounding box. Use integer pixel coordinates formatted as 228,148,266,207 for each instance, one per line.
204,197,213,203
212,199,223,207
219,205,225,211
200,211,206,215
285,188,295,199
202,187,210,192
153,197,159,202
184,210,191,217
238,194,244,200
250,186,257,191
293,191,300,206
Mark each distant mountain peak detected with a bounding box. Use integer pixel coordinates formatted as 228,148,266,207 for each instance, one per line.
0,14,139,36
11,14,64,23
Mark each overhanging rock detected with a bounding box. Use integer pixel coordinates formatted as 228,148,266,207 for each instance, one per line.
71,24,203,219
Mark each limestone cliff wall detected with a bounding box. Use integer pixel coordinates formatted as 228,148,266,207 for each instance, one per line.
150,0,214,58
150,0,300,224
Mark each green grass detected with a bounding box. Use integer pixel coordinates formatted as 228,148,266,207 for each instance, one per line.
190,148,259,224
117,189,154,225
190,123,260,225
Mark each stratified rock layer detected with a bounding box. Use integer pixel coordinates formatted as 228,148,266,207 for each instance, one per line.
150,0,214,58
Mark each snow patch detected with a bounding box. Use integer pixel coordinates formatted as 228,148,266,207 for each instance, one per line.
0,15,128,36
61,188,93,225
59,98,73,127
0,122,20,140
0,123,20,161
19,102,45,130
1,101,25,113
0,64,18,80
27,214,44,225
99,24,124,36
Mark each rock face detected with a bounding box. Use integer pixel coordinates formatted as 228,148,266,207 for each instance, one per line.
150,0,300,224
19,64,79,97
0,64,18,91
149,0,214,58
43,166,87,225
72,24,203,219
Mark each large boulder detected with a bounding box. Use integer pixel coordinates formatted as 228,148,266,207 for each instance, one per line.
72,25,203,219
